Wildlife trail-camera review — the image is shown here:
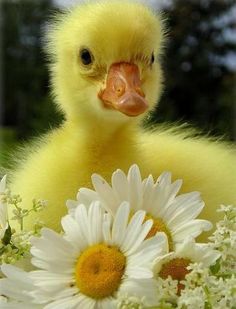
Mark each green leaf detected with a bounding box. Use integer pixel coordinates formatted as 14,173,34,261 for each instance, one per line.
210,258,221,275
2,224,12,245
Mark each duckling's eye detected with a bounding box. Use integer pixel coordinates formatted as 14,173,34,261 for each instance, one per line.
151,52,155,65
80,48,94,66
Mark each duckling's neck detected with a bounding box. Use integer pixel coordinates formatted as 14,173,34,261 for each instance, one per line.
65,116,139,147
61,115,142,177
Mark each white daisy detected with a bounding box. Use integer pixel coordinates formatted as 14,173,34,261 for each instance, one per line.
154,237,220,294
0,175,8,241
67,165,212,250
0,264,42,309
28,201,167,308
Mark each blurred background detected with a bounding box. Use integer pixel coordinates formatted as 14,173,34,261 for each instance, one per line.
0,0,236,168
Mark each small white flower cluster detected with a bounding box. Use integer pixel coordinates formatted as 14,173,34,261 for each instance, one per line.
209,205,236,276
177,264,236,309
156,276,178,305
152,204,236,309
0,166,235,309
117,294,145,309
0,176,46,265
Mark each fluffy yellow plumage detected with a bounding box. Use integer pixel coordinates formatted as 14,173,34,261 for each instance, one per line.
9,1,236,237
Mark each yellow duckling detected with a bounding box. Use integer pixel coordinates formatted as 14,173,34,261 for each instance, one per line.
9,0,236,233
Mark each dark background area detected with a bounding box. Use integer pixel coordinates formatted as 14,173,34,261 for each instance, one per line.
0,0,236,166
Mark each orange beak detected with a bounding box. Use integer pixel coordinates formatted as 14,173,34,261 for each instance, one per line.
98,62,148,117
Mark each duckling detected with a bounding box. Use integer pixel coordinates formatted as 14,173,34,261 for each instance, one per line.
9,0,236,233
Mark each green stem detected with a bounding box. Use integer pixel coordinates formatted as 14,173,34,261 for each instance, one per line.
11,201,24,231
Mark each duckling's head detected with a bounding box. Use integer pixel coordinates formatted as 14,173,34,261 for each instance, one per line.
46,0,165,127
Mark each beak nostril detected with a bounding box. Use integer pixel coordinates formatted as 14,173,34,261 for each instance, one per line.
116,86,125,97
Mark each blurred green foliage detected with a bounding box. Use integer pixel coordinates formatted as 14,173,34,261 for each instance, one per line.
0,0,236,163
1,0,63,142
150,0,236,139
0,127,17,169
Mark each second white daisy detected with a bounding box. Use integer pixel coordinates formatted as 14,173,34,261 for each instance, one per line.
67,165,212,250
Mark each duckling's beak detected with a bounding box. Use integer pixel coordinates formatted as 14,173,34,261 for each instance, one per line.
98,62,148,117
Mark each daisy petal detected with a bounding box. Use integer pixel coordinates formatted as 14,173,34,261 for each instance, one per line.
129,233,168,266
74,204,90,241
125,219,153,255
127,164,143,211
120,210,146,253
61,215,87,251
44,295,88,309
125,267,153,279
91,174,118,215
88,201,103,245
166,201,205,229
111,169,129,202
77,188,99,205
119,279,158,307
172,219,212,242
111,202,130,246
102,213,112,245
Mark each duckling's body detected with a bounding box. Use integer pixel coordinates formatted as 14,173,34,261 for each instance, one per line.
9,0,236,233
11,121,236,232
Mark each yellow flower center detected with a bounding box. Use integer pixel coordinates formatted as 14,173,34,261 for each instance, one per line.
75,244,126,299
144,213,173,250
159,258,191,294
